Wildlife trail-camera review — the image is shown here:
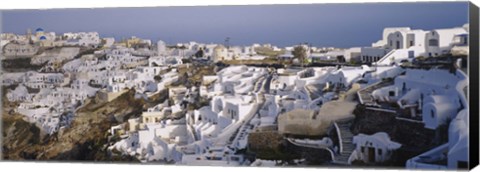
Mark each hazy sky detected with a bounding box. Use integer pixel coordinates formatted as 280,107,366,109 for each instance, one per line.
0,2,469,48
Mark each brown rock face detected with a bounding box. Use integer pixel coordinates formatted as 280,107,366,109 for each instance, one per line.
2,88,167,162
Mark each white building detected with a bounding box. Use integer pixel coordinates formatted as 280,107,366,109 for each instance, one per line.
157,40,167,56
350,132,401,164
24,71,64,89
424,27,468,57
360,47,388,63
343,47,362,63
63,32,101,47
6,84,33,102
372,27,411,48
211,95,255,122
102,37,115,48
376,25,468,65
212,45,229,62
406,109,469,170
370,67,467,131
421,95,460,130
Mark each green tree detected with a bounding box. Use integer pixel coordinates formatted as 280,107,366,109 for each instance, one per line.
292,45,307,67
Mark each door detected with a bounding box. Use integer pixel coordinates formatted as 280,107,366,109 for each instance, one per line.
368,147,376,163
408,51,414,58
457,161,468,169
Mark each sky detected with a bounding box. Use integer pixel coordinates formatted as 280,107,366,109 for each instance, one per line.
0,2,469,48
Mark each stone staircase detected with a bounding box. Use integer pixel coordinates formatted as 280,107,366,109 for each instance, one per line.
189,124,200,141
333,117,355,165
357,80,393,106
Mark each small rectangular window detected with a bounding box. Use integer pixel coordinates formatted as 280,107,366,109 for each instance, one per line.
457,161,468,169
389,91,395,97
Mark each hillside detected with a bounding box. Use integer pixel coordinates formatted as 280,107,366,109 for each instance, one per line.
2,88,168,161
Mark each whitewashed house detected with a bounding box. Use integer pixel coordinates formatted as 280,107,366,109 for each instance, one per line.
350,132,402,164
6,84,33,102
376,25,468,65
156,40,167,56
421,95,460,129
189,106,231,139
24,72,64,89
376,29,428,65
371,27,411,48
406,109,469,170
325,66,369,88
102,37,115,48
212,45,229,62
1,73,26,86
63,32,101,47
424,27,468,57
360,47,388,63
370,68,467,131
343,47,362,63
211,95,255,123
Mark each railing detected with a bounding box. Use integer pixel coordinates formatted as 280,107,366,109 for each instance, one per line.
286,138,335,161
376,49,396,65
406,143,449,170
333,122,343,154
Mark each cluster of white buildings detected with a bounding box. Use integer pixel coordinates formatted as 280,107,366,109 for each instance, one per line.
276,24,469,66
367,67,469,170
154,40,268,63
4,71,98,134
371,24,469,65
1,28,103,58
348,52,469,169
2,31,168,135
1,23,470,169
108,66,267,164
108,63,383,165
63,32,102,47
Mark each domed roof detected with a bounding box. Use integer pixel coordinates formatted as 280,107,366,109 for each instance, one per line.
36,28,44,32
39,36,47,40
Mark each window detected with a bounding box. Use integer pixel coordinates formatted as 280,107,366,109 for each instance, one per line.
361,147,365,153
457,161,468,169
409,41,414,46
431,110,435,118
378,149,382,155
428,39,439,46
389,91,395,97
408,51,415,58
